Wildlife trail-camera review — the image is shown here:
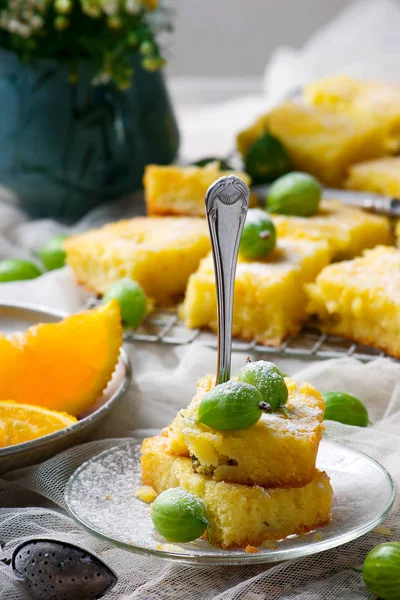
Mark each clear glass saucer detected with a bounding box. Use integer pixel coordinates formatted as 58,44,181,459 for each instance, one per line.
65,438,395,566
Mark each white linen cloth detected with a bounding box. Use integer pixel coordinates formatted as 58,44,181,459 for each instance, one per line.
1,1,400,597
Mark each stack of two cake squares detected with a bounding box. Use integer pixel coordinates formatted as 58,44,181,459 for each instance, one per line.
141,375,333,550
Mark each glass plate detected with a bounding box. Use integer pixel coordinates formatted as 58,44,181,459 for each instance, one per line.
65,438,395,566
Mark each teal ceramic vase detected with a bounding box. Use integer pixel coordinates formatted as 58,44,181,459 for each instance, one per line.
0,50,180,221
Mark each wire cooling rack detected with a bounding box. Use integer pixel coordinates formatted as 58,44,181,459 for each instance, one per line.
115,307,388,363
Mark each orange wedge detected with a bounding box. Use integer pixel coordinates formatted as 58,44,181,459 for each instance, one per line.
0,400,77,447
0,300,122,416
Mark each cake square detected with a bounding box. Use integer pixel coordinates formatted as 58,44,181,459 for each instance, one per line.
65,217,210,306
265,101,387,187
141,435,332,549
305,74,400,152
165,374,325,488
271,199,393,260
346,156,400,198
179,237,331,346
306,246,400,358
144,163,252,217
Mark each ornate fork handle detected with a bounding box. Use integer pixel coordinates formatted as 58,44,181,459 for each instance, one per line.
205,175,250,385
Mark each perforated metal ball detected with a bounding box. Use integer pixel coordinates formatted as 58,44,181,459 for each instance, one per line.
12,539,117,600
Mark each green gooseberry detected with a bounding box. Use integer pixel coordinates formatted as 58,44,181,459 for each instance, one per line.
267,172,321,217
37,234,69,271
102,278,147,329
238,360,288,412
0,259,42,283
239,209,277,261
363,542,400,600
151,488,209,543
322,391,369,427
198,380,271,431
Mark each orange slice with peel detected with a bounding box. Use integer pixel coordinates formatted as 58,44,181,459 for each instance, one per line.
0,300,122,416
0,400,77,447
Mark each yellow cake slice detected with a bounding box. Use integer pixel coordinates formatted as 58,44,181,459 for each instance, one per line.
236,101,387,187
306,246,400,358
305,74,400,152
271,199,393,260
266,101,387,187
164,374,325,488
305,74,366,112
65,217,210,306
346,156,400,198
180,237,331,346
143,163,252,217
141,435,332,549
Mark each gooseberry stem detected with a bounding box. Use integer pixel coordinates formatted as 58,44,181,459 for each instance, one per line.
259,401,272,413
259,231,271,240
279,404,290,418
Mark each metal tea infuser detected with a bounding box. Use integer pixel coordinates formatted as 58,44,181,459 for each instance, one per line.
2,538,117,600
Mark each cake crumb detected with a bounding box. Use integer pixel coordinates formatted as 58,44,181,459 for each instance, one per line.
134,485,158,503
374,526,391,535
245,545,259,554
104,494,111,500
313,532,323,541
261,540,278,550
156,543,189,553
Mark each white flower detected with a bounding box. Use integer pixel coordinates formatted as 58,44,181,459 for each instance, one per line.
101,0,119,16
31,14,44,29
125,0,141,15
92,71,111,85
8,19,20,33
54,0,72,14
81,0,102,17
18,23,31,38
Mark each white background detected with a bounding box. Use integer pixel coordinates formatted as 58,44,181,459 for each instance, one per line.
167,0,349,77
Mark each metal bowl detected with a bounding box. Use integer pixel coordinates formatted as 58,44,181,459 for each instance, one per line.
0,301,132,474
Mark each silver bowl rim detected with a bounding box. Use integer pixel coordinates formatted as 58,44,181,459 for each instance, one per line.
0,300,132,459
